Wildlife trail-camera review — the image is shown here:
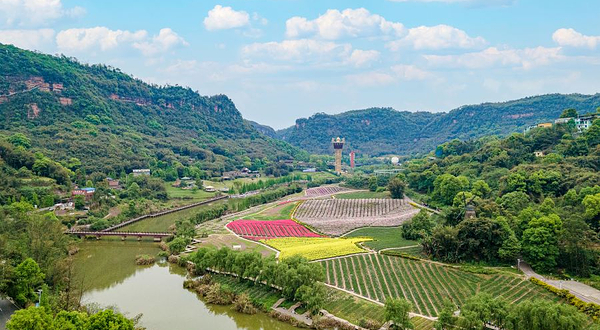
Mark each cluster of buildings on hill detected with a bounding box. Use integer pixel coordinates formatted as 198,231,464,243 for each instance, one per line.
524,114,598,134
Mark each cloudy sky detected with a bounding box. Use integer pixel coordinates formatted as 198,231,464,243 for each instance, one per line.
1,0,599,128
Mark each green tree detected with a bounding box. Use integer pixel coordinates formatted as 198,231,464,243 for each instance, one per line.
87,309,134,330
560,108,578,118
10,258,45,306
435,299,456,330
402,210,435,240
506,299,586,330
168,237,188,255
295,283,326,315
388,177,406,199
368,176,378,192
8,133,31,149
433,174,469,206
582,193,600,224
522,215,563,272
6,307,54,330
73,195,85,210
471,180,491,198
385,298,413,330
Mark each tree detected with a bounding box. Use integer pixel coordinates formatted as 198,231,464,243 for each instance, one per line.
432,174,469,206
506,299,586,330
10,258,45,306
295,283,326,315
459,293,508,329
168,237,188,255
368,176,378,192
6,307,54,330
522,215,563,272
498,191,530,215
435,299,456,330
582,193,600,226
385,298,413,330
8,133,31,149
560,108,578,118
73,195,85,210
402,210,435,240
388,177,406,199
87,309,134,330
471,180,491,198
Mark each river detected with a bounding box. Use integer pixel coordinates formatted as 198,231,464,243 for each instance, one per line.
74,240,299,330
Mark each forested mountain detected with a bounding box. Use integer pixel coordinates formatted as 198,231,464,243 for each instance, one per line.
0,44,307,177
277,94,600,155
246,119,277,138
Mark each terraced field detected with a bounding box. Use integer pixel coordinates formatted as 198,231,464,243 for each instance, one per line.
305,185,350,197
295,199,419,235
320,254,560,317
226,219,321,241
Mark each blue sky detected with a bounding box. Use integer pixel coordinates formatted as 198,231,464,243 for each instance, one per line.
1,0,599,128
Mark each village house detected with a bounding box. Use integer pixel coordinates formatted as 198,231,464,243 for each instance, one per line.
106,178,121,189
204,185,216,192
72,187,96,200
132,169,151,176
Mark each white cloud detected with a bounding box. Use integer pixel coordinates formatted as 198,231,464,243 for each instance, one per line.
424,46,563,69
56,27,187,56
387,24,486,50
553,28,600,49
204,5,250,31
56,27,147,52
0,0,85,27
285,8,404,40
242,39,352,63
346,64,435,86
346,49,380,67
133,28,188,56
390,64,434,80
0,28,54,50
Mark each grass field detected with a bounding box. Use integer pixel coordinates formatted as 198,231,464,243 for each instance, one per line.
241,202,298,220
344,227,418,251
196,234,275,257
211,274,283,309
165,185,217,202
334,191,390,199
321,254,561,317
120,199,228,232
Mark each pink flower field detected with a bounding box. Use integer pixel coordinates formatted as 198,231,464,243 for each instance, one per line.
226,219,322,241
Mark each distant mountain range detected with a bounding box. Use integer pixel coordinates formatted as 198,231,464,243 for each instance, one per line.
0,44,306,175
274,94,600,155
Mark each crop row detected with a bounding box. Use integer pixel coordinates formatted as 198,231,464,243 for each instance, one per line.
261,237,370,261
305,186,349,197
226,219,321,241
296,199,410,219
321,254,555,317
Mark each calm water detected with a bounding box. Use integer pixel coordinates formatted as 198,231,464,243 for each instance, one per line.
74,240,298,330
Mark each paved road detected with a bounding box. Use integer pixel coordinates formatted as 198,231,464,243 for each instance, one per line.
0,299,18,330
520,261,600,305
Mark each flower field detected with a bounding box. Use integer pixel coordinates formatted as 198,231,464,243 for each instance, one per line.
320,254,561,317
305,185,350,197
226,219,321,241
295,199,419,235
261,237,371,261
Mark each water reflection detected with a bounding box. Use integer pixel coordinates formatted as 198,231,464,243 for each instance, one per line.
74,241,298,330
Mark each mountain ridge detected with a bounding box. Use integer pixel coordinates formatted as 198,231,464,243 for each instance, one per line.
275,93,600,155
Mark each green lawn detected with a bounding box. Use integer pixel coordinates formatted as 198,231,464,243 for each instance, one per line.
344,226,418,251
210,274,283,310
165,185,218,202
120,199,229,232
241,202,297,220
335,191,390,199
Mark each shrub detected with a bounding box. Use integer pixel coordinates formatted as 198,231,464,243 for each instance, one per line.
233,293,257,314
135,255,155,265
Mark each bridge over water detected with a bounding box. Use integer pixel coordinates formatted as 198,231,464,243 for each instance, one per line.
67,231,172,241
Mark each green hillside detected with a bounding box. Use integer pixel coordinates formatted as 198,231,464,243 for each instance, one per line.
0,44,306,177
277,94,600,155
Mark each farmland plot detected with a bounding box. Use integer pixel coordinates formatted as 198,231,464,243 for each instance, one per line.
321,254,559,317
261,237,370,261
305,185,351,197
295,199,419,235
226,219,321,241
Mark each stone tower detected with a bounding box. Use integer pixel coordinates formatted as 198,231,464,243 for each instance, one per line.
332,137,345,174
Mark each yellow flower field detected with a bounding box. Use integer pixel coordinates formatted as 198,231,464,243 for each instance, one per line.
261,237,371,261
